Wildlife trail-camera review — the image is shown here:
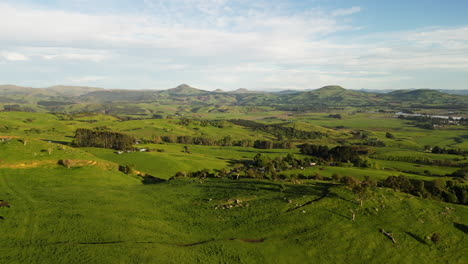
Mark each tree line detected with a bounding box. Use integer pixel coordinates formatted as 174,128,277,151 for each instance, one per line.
152,134,295,149
229,119,327,140
73,128,134,150
370,154,460,167
299,143,371,167
430,146,467,156
380,175,467,204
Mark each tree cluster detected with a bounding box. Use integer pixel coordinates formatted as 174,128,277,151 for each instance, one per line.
371,154,458,167
328,114,342,119
153,134,294,149
229,119,326,140
299,144,370,167
381,175,467,204
73,128,134,150
176,118,225,128
173,153,314,180
431,146,467,156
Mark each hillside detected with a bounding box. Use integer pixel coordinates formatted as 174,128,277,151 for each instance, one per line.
166,84,208,95
381,89,467,106
282,86,381,107
0,109,466,263
0,84,467,114
1,167,466,263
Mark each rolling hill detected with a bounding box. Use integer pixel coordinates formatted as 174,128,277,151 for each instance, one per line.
0,84,466,114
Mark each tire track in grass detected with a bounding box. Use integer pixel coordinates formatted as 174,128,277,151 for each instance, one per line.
48,238,266,246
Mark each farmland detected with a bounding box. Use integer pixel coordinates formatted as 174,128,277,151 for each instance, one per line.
0,86,467,263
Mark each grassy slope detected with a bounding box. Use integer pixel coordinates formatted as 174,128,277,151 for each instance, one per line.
0,111,467,263
0,168,466,264
85,144,302,179
0,112,274,142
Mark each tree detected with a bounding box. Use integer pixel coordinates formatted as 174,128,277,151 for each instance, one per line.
221,135,233,146
163,135,177,143
215,168,227,178
353,182,370,207
341,176,359,188
183,145,191,154
253,154,269,167
153,135,162,144
332,173,341,181
414,180,427,197
313,172,322,180
246,169,256,178
385,132,395,139
451,167,468,179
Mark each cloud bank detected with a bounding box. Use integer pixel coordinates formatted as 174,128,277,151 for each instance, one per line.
0,1,467,90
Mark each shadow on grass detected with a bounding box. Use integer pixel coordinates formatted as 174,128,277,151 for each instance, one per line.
226,159,253,166
405,232,430,245
41,139,70,145
453,222,468,234
286,183,335,212
235,149,287,154
197,179,331,197
324,209,350,220
141,175,167,184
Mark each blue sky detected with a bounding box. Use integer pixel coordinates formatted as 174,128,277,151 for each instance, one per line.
0,0,467,90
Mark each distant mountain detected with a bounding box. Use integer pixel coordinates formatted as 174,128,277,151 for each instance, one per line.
0,84,466,112
228,88,257,94
436,90,468,96
273,90,301,95
283,85,380,107
357,89,396,94
0,84,103,97
380,89,467,105
0,85,34,96
358,88,468,96
77,89,158,102
45,85,104,97
167,84,207,95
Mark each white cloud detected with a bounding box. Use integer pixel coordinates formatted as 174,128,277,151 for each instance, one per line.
0,2,466,90
332,6,361,17
0,51,29,61
42,53,109,62
68,75,108,83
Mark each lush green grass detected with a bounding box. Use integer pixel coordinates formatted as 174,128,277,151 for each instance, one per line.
84,144,304,179
283,165,441,182
373,159,459,176
0,167,466,263
0,112,274,142
0,110,466,263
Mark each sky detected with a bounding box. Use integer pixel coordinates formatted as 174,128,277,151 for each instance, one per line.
0,0,467,91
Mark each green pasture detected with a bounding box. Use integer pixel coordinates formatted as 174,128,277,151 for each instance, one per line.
0,167,466,264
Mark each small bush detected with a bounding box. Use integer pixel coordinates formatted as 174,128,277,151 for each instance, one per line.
430,233,441,244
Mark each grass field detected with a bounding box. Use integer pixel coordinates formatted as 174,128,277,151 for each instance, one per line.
0,110,466,263
0,166,466,264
